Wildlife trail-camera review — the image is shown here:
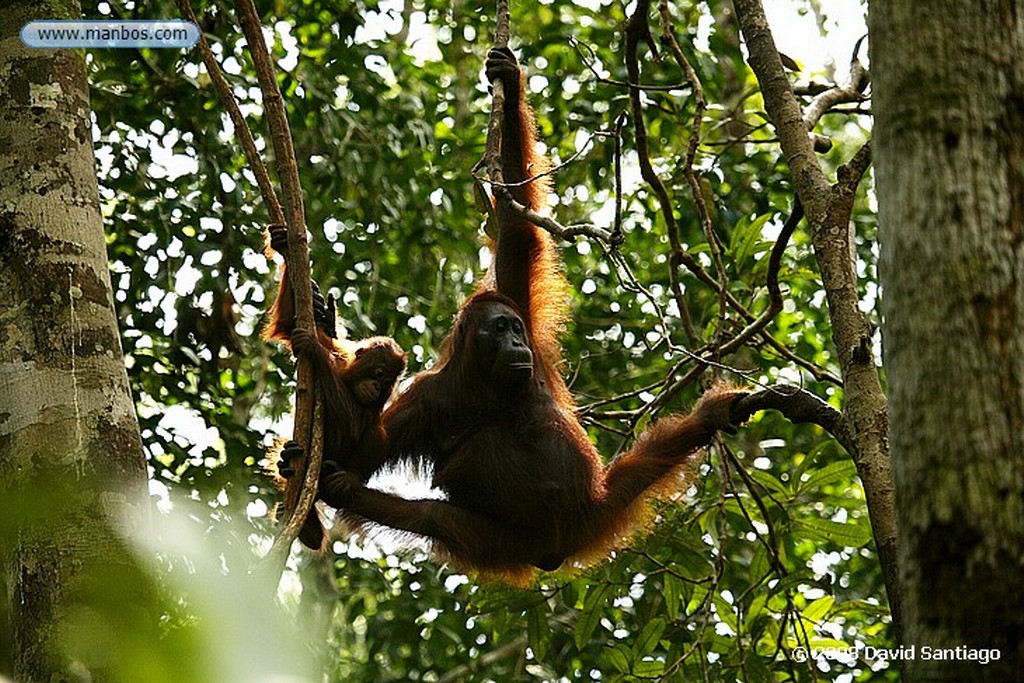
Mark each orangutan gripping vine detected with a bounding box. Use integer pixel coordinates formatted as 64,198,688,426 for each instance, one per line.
283,48,747,577
264,223,406,550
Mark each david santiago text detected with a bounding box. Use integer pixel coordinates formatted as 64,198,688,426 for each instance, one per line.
794,644,1001,665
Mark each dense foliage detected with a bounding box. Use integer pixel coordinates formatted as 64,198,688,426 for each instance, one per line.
86,0,887,679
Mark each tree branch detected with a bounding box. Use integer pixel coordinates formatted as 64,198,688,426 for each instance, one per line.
733,0,900,639
626,0,708,348
479,0,510,192
177,0,284,231
803,36,870,133
733,385,854,454
732,0,830,221
232,0,322,573
716,203,802,356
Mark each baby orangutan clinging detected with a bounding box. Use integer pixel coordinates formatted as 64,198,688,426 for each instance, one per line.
264,223,405,550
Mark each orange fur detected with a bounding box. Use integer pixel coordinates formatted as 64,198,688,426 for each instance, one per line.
311,50,749,582
262,227,406,551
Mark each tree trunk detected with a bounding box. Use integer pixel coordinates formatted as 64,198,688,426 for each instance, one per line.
733,0,901,636
871,1,1024,679
0,2,149,680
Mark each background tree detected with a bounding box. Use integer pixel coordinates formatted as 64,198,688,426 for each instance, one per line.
0,2,316,682
871,0,1024,680
0,1,150,679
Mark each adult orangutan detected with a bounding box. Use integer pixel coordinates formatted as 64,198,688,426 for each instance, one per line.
292,48,748,579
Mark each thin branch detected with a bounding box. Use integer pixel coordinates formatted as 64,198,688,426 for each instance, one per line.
577,375,670,416
625,0,677,248
611,112,626,246
757,330,843,386
182,0,322,567
606,248,674,350
497,192,615,243
626,0,708,349
716,202,802,356
480,131,595,189
177,0,283,230
803,36,870,131
733,385,853,454
721,443,786,573
657,0,728,325
273,398,324,553
836,140,873,195
477,128,620,244
732,0,831,221
793,81,832,96
477,3,617,247
571,37,693,92
232,0,321,571
438,636,528,683
480,0,510,193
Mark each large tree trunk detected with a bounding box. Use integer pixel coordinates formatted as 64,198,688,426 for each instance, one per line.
0,2,148,680
871,1,1024,679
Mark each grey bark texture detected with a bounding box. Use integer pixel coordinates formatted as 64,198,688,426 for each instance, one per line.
0,2,148,680
871,0,1024,679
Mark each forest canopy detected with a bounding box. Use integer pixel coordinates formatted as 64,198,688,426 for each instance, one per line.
5,0,905,680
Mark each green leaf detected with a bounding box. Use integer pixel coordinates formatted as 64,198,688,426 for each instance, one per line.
574,583,611,650
745,592,768,631
802,595,835,623
561,581,581,610
633,657,666,677
794,517,873,547
748,468,791,497
799,460,858,494
671,547,715,581
632,617,667,657
633,411,653,438
731,212,773,267
664,573,684,621
749,544,771,582
527,604,549,661
713,594,738,632
811,637,850,650
606,644,632,674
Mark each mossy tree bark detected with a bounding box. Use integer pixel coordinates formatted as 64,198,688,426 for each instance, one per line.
871,1,1024,679
0,2,148,680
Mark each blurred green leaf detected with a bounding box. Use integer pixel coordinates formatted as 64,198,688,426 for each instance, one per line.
575,583,612,650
